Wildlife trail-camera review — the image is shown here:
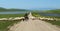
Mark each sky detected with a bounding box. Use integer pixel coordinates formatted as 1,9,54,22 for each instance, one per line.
0,0,60,9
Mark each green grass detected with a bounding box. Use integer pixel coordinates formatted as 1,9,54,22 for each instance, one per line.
0,20,21,31
0,14,25,18
46,20,60,26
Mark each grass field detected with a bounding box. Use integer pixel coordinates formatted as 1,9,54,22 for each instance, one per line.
0,20,21,31
0,14,25,18
0,14,25,31
46,20,60,26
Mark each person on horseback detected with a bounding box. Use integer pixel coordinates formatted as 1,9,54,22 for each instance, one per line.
24,13,29,20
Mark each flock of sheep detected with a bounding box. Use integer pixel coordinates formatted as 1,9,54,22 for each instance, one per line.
0,17,24,21
37,17,60,21
0,16,59,21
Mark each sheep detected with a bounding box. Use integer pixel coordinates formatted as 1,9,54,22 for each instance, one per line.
0,18,8,21
12,17,24,21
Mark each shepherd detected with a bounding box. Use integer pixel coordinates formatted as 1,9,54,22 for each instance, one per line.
24,13,29,21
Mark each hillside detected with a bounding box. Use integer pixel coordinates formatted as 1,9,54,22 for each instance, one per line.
44,9,60,14
0,7,28,12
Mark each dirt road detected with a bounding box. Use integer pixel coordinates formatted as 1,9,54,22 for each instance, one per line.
8,12,60,31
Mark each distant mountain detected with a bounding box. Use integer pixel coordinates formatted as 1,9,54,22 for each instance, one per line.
29,8,56,10
0,7,29,12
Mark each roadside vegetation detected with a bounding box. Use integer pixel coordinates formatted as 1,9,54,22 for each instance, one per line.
0,20,21,31
0,14,25,31
0,14,24,31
